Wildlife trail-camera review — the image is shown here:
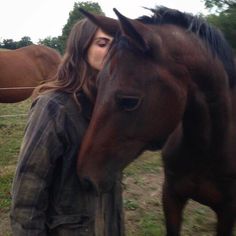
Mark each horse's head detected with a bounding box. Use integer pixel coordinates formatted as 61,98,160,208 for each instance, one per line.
76,9,189,192
77,8,232,192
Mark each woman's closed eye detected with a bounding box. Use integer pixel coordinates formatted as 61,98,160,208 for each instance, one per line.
96,38,111,48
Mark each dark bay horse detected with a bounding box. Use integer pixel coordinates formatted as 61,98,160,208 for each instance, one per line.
0,44,61,103
77,7,236,235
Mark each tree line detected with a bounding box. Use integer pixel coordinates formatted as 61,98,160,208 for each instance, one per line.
0,1,103,54
0,0,235,54
205,0,236,49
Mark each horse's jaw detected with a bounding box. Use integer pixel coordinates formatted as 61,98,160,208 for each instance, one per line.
77,135,146,193
145,138,168,151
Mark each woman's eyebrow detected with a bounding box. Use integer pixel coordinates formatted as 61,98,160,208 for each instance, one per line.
94,37,111,41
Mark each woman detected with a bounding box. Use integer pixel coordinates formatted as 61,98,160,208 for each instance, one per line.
10,18,124,236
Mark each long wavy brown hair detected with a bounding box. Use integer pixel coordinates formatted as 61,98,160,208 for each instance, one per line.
34,18,99,106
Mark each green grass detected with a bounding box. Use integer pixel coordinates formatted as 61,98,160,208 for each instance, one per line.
139,213,164,236
0,174,13,212
0,101,30,166
0,100,30,234
121,149,235,235
124,199,139,211
0,99,235,235
0,100,30,202
124,151,162,177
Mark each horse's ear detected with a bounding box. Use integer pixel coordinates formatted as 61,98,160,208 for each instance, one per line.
113,8,149,53
79,8,120,37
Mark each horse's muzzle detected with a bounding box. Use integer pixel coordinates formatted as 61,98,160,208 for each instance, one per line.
80,176,99,196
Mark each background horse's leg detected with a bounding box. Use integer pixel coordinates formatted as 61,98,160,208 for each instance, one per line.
216,208,235,236
162,181,187,236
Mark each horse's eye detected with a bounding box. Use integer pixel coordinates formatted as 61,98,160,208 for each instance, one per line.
116,95,142,111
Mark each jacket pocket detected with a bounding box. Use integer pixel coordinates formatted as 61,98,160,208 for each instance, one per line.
47,214,94,236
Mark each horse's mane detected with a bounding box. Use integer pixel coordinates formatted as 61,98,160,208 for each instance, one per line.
137,6,236,87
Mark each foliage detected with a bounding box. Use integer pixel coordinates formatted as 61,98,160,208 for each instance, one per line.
0,36,33,49
37,1,104,54
206,8,236,48
0,1,235,52
17,36,33,48
0,39,18,49
204,0,236,49
204,0,235,11
0,1,103,53
38,36,63,52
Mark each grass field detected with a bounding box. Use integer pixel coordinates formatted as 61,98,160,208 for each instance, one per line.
0,99,235,235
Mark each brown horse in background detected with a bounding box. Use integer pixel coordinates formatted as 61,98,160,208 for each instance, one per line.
77,7,236,235
0,44,61,103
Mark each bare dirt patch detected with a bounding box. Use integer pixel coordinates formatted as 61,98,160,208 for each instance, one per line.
0,212,11,236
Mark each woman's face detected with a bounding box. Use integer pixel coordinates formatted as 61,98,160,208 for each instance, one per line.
87,29,113,71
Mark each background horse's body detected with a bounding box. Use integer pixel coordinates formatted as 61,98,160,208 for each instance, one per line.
78,8,236,235
0,45,61,103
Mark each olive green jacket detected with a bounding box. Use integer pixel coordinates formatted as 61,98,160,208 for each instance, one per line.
10,91,124,236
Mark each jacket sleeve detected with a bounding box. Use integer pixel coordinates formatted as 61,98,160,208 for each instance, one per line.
10,97,68,236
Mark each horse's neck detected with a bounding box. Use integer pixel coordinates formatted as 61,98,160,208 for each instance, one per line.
230,87,236,126
162,87,231,175
182,86,231,158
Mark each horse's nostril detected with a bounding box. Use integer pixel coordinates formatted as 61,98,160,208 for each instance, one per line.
83,177,93,189
81,177,99,195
